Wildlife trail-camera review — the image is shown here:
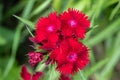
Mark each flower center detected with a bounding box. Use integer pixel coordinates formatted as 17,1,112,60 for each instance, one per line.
67,52,77,62
69,20,77,27
47,25,54,32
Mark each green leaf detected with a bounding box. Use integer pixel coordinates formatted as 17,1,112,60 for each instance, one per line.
0,26,14,45
64,0,74,10
26,26,34,37
100,32,120,79
0,36,6,46
73,70,86,80
89,50,96,65
31,0,51,17
85,58,108,77
48,64,60,80
13,15,34,29
87,18,120,47
5,65,20,80
73,0,86,11
104,0,118,9
52,0,62,12
3,0,35,78
94,0,105,17
0,4,3,23
87,25,98,32
109,1,120,20
4,1,25,20
79,70,86,80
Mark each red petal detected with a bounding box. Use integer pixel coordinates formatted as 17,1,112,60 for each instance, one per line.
57,62,73,74
75,27,86,39
35,31,46,42
59,74,71,80
21,65,31,80
32,72,42,80
47,33,58,43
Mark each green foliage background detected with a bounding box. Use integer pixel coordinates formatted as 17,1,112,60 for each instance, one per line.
0,0,120,80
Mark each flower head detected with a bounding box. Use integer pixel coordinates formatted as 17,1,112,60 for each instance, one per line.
21,65,42,80
50,38,89,74
28,52,43,66
35,12,61,50
60,8,90,39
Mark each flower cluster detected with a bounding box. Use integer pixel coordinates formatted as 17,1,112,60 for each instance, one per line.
21,8,90,80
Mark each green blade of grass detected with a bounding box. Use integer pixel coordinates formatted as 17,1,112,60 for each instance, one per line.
3,0,35,78
48,64,60,80
31,0,51,17
4,1,25,20
0,36,6,46
13,15,34,29
0,26,14,45
104,0,118,9
0,4,3,23
94,0,105,17
73,70,86,80
87,18,120,47
85,58,108,78
73,0,86,11
79,70,86,80
64,0,74,10
105,36,113,56
109,1,120,20
100,31,120,79
26,26,34,37
89,50,96,65
83,12,98,41
52,0,62,12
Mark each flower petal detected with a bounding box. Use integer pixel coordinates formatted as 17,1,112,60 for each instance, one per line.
21,65,31,80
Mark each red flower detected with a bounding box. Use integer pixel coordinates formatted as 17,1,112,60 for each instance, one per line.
60,8,90,39
50,38,89,74
21,65,42,80
59,74,71,80
28,52,43,66
35,12,61,50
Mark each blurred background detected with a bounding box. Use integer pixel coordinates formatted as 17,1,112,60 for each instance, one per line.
0,0,120,80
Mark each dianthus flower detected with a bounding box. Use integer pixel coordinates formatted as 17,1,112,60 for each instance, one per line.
35,12,61,50
28,52,43,66
50,38,89,74
21,8,90,80
21,65,42,80
60,8,90,39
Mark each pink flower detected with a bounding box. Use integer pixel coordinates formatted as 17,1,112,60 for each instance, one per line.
60,8,90,39
50,38,89,74
21,65,42,80
28,52,43,66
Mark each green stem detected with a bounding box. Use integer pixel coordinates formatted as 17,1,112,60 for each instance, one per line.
79,70,86,80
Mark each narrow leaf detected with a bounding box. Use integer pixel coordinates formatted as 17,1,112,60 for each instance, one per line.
13,15,34,29
109,1,120,20
31,0,51,16
87,18,120,47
